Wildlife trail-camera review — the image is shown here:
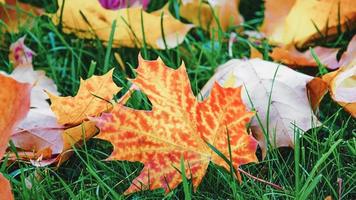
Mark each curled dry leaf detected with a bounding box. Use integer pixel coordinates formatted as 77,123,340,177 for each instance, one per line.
323,66,356,117
261,0,356,47
0,74,31,200
319,35,356,117
201,59,323,157
51,0,193,49
0,0,43,32
179,0,242,33
94,56,257,194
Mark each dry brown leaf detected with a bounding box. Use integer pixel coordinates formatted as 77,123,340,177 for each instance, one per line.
179,0,242,33
0,0,43,32
51,0,193,49
201,59,321,157
261,0,356,47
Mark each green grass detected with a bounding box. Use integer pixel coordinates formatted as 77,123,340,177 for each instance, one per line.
1,0,355,199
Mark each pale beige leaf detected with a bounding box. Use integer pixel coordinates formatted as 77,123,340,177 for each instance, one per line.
201,59,321,157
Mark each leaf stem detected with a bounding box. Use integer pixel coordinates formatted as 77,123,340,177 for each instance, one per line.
237,168,283,190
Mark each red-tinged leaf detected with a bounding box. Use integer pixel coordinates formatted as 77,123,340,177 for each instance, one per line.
0,74,30,200
95,56,257,194
0,74,30,158
0,174,13,200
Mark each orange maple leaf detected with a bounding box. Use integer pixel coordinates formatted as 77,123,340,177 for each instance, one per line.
0,74,31,200
47,69,122,125
95,56,258,194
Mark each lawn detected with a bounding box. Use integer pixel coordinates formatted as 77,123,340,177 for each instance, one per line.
0,0,355,199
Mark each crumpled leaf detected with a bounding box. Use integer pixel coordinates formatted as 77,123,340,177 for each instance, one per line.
98,0,150,10
47,69,122,125
94,56,257,194
0,0,43,32
314,35,356,117
261,0,356,47
51,0,193,49
201,59,322,157
4,37,102,166
179,0,242,33
270,46,340,69
0,74,31,200
323,66,355,117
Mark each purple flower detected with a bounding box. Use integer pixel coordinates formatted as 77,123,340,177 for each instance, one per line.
99,0,150,10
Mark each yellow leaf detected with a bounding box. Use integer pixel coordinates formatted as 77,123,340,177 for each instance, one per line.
179,0,242,33
48,69,122,125
261,0,356,47
51,0,193,49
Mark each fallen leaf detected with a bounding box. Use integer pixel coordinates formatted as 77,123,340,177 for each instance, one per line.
261,0,356,47
0,174,13,200
10,121,98,166
249,45,263,59
270,46,340,69
319,35,356,117
51,0,193,49
324,196,333,200
179,0,242,33
0,0,43,32
47,69,122,125
4,37,102,166
0,74,31,159
94,56,257,194
200,59,321,157
9,36,35,67
306,77,329,111
323,66,356,117
0,74,31,200
12,66,122,166
338,35,356,68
